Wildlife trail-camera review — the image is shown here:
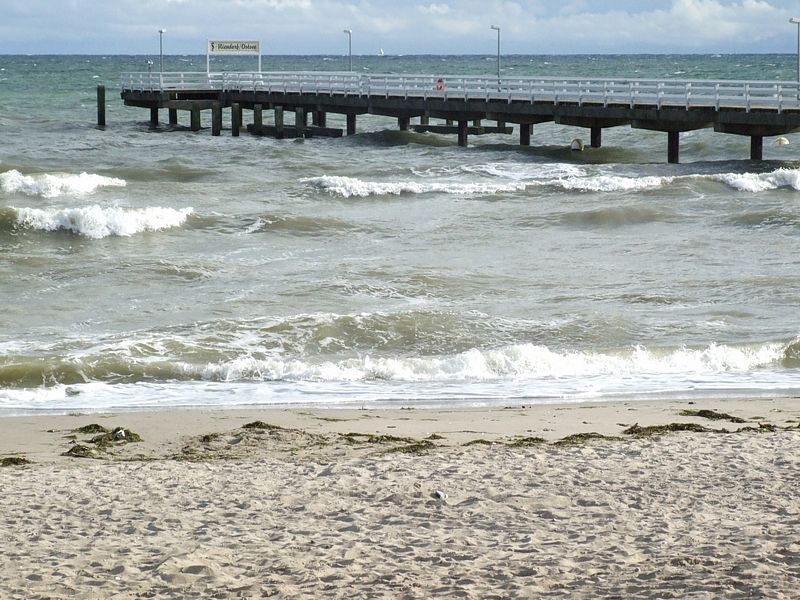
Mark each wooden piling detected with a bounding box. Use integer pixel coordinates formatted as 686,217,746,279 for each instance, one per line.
668,131,680,164
253,104,263,132
458,120,468,147
211,102,222,136
420,115,429,126
190,103,201,132
591,127,602,148
520,123,531,146
168,108,178,126
295,108,306,134
750,135,763,161
150,107,159,129
232,103,241,137
398,117,410,131
346,114,356,135
96,85,106,129
275,106,284,139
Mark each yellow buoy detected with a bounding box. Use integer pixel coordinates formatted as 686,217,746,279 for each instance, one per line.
570,138,585,151
775,136,790,146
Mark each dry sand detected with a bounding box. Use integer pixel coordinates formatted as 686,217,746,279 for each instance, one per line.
1,398,799,598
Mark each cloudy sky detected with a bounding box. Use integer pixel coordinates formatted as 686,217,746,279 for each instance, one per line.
2,0,800,55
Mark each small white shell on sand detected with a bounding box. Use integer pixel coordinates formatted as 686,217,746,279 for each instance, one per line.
432,490,447,501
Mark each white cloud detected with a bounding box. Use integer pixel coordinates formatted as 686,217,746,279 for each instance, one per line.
418,3,450,15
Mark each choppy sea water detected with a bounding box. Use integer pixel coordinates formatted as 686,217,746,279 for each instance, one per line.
1,54,800,414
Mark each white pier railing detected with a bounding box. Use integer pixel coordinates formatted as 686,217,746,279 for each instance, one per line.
120,71,800,113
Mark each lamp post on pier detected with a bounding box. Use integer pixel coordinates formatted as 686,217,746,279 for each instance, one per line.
158,29,166,72
490,25,501,86
344,29,352,71
791,18,800,84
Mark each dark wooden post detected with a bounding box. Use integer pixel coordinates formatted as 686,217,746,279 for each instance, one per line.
149,107,159,129
295,107,306,134
231,103,241,137
274,106,284,139
346,113,356,135
398,117,410,131
590,126,602,148
497,119,505,129
458,120,468,147
446,119,453,126
168,108,178,126
520,123,531,146
96,85,106,129
211,102,222,136
190,103,201,132
420,115,429,125
750,135,763,161
253,104,263,133
668,131,680,164
472,119,481,127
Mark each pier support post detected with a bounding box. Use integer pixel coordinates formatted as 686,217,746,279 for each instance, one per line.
312,111,327,127
96,85,106,129
591,127,602,148
232,103,241,137
149,107,159,129
190,103,201,132
211,102,222,136
497,119,505,129
667,131,680,164
346,114,356,135
398,117,410,131
520,123,531,146
420,115,429,125
458,120,468,147
295,108,306,135
446,119,453,126
168,108,178,126
750,135,763,161
253,104,263,133
275,106,284,139
472,119,481,128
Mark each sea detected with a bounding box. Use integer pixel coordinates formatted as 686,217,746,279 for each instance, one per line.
2,53,800,414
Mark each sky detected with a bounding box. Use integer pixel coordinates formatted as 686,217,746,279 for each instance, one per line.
2,0,800,55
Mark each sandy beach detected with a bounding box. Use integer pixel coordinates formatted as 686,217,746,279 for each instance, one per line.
1,397,799,598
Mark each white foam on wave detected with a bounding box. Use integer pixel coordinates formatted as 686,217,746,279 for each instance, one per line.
303,175,528,197
713,168,800,193
0,169,126,198
14,205,193,239
203,342,785,383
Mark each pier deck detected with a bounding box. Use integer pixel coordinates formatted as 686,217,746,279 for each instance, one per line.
119,71,800,162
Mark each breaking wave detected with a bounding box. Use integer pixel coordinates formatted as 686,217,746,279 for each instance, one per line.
303,166,800,198
0,169,126,198
12,205,193,239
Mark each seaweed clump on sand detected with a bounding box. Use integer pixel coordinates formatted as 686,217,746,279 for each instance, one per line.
73,423,109,435
339,432,437,455
242,421,285,432
62,444,97,459
1,456,31,467
384,440,436,455
508,436,548,448
554,432,620,446
62,426,143,459
463,439,495,447
678,409,746,423
623,423,714,438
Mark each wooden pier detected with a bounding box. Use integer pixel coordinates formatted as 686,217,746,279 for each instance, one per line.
118,72,800,163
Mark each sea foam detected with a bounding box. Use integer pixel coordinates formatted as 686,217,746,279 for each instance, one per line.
713,168,800,192
14,205,193,239
201,342,785,384
0,169,126,198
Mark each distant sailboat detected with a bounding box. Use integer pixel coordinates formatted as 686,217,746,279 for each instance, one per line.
379,48,385,56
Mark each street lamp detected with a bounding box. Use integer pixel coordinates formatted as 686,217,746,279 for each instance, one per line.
791,18,800,83
343,29,352,72
158,29,166,73
490,25,501,83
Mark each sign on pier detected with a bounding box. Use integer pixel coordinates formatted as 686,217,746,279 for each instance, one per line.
207,40,261,72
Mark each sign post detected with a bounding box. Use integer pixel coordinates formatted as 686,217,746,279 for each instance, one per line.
207,40,262,73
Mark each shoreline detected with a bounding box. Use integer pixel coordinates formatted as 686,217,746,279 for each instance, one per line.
3,397,799,598
1,396,798,463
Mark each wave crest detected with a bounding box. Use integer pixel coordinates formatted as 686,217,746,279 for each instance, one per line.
1,169,126,198
14,205,193,239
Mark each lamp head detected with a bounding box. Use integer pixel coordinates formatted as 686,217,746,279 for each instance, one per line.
490,25,500,31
